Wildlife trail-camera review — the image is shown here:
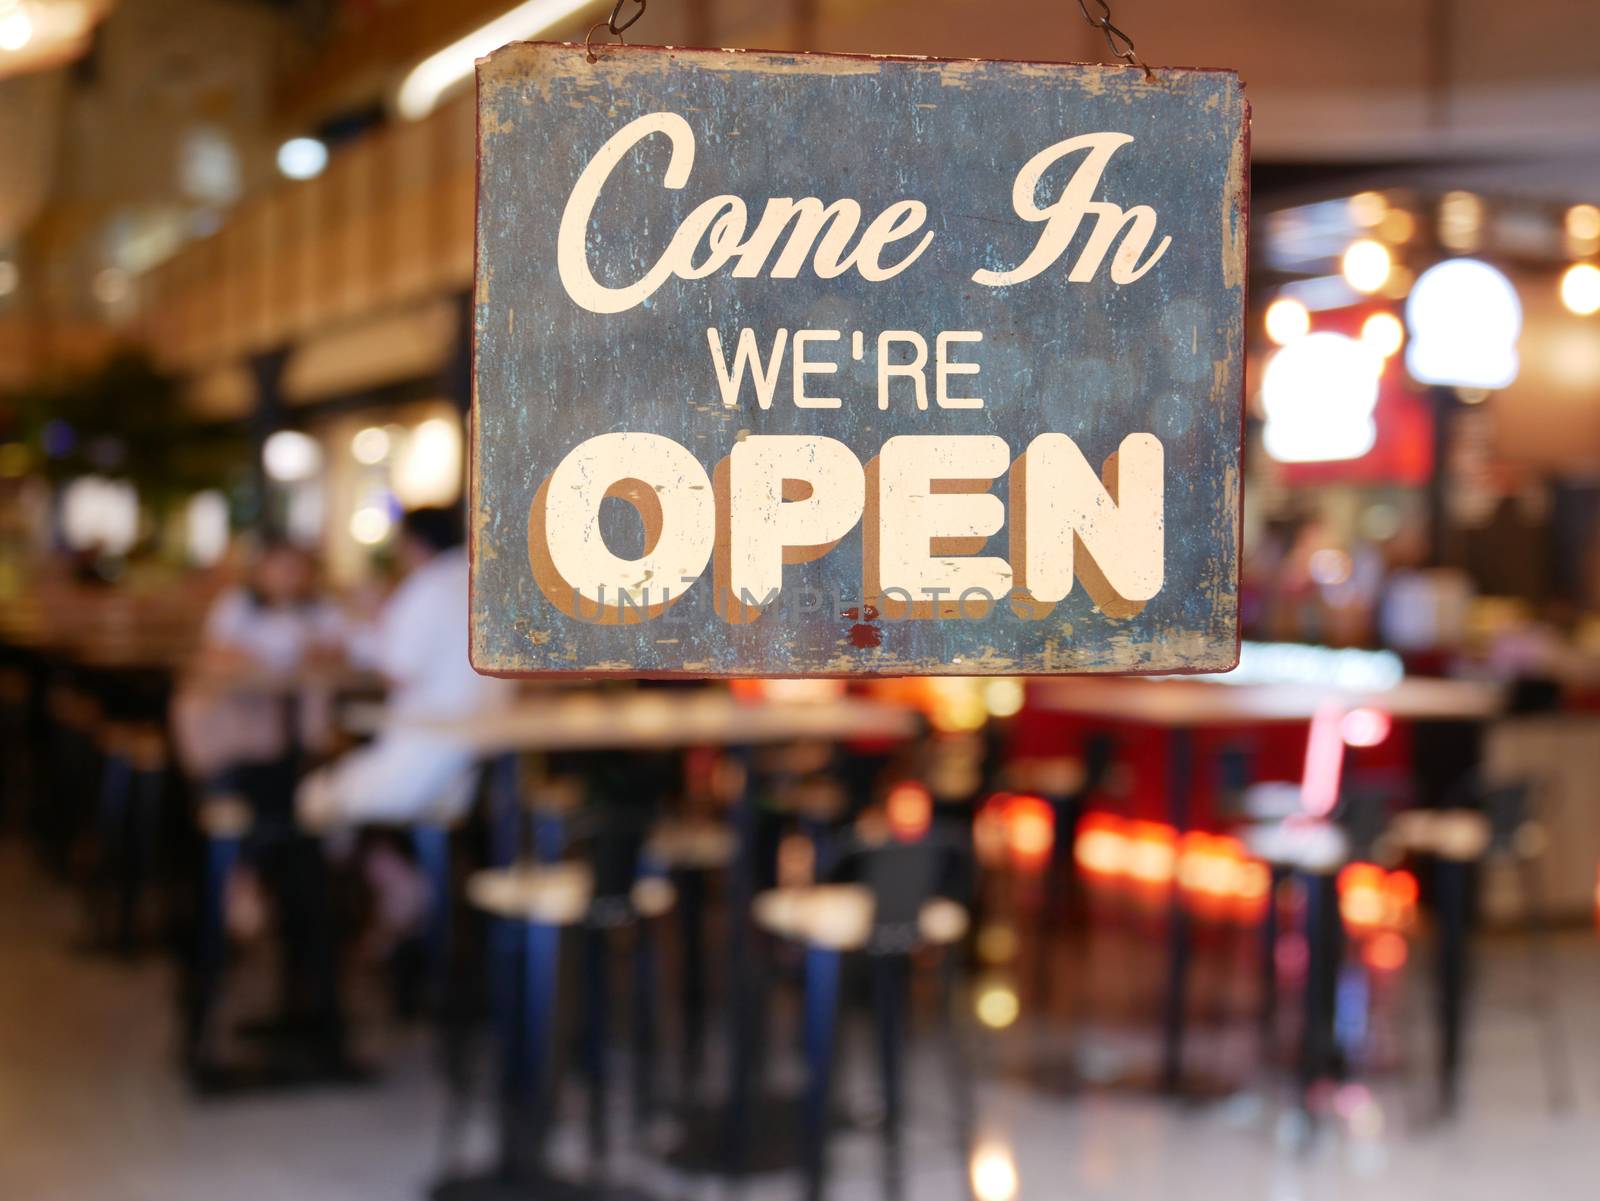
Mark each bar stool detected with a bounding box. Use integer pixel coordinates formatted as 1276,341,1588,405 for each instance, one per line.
1011,734,1114,1005
755,839,974,1201
643,816,736,1099
45,679,101,875
1387,781,1570,1115
186,791,252,1073
89,719,169,951
0,663,30,828
188,757,363,1093
401,765,498,1017
432,854,675,1201
1241,817,1351,1102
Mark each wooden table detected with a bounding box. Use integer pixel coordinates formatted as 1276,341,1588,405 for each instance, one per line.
1032,675,1504,726
384,689,919,753
1031,673,1505,1096
395,688,921,1184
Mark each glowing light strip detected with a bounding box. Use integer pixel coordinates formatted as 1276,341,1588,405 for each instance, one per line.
397,0,597,121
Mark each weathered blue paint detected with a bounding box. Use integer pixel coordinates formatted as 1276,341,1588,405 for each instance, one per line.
472,43,1247,676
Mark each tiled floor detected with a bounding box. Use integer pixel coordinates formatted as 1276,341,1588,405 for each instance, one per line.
2,840,1597,1201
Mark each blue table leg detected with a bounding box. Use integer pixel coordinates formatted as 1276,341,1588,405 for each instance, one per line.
412,825,453,1001
801,945,842,1201
501,919,560,1182
873,953,908,1201
190,831,241,1062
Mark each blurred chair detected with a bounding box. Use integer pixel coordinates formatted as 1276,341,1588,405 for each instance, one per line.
184,758,356,1093
88,718,169,952
1388,777,1573,1114
1014,732,1116,1006
643,814,736,1100
755,836,973,1201
436,835,675,1201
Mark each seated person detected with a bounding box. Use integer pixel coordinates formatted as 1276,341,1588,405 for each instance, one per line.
298,506,515,829
172,535,347,781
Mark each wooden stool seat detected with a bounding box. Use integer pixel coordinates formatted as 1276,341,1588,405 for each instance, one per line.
772,778,848,823
753,884,969,952
647,819,736,870
1242,819,1349,874
755,742,833,776
467,863,676,925
199,794,252,839
1388,809,1493,862
99,721,168,772
1006,756,1086,798
525,776,584,818
1241,781,1304,822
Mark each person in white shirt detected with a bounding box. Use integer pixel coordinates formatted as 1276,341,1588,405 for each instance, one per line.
172,538,348,779
297,507,514,828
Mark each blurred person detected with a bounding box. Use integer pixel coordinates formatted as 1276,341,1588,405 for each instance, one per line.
171,536,347,780
296,506,513,829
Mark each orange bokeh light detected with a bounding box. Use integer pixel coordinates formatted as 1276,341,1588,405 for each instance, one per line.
1364,930,1408,972
886,781,933,843
1074,813,1128,878
1125,821,1178,887
1337,862,1389,928
1005,793,1056,870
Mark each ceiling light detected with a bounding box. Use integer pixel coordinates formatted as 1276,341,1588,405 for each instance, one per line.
1360,311,1404,359
276,136,328,181
1565,204,1600,244
1405,258,1521,390
0,4,33,53
350,505,392,546
1559,262,1600,317
262,430,322,482
1347,191,1386,228
351,425,392,465
1438,191,1483,253
397,0,595,121
1264,296,1311,345
1341,239,1391,294
1261,332,1382,464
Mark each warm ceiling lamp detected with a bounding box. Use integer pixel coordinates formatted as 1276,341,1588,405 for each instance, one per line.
1560,262,1600,317
1263,296,1310,345
1341,239,1392,294
0,1,112,81
397,0,600,121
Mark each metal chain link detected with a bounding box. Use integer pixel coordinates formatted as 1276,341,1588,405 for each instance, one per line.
1076,0,1154,77
587,0,647,62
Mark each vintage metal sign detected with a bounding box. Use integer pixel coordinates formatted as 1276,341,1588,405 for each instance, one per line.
472,44,1247,676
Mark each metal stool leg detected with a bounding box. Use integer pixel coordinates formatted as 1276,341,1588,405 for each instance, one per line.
119,760,164,950
412,825,453,1006
582,923,611,1167
92,749,132,945
189,831,241,1067
801,945,843,1201
674,867,708,1099
873,953,909,1201
1434,856,1473,1116
632,917,660,1132
501,919,561,1183
940,952,977,1200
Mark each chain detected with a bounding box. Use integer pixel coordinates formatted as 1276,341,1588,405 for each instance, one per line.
1076,0,1154,77
586,0,647,62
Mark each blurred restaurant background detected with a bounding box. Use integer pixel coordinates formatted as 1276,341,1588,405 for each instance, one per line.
2,2,1600,1199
